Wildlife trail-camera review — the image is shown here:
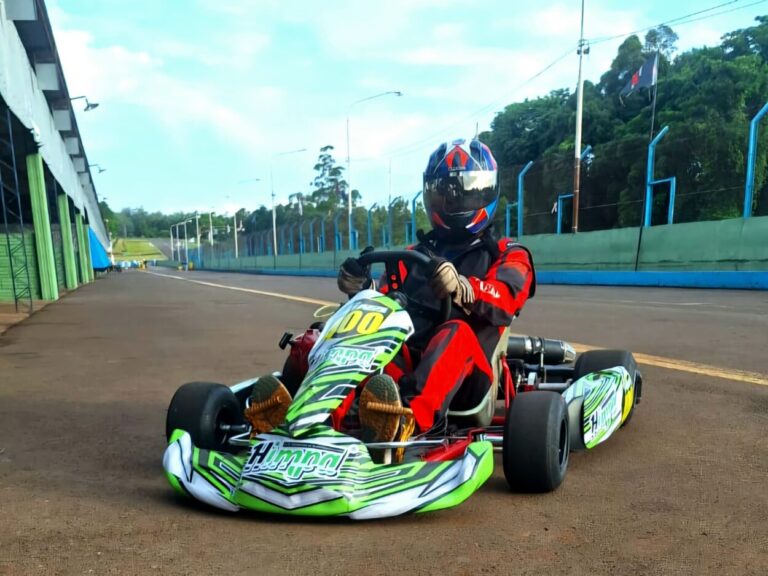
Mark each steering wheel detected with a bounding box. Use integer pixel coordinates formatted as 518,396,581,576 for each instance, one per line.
357,250,451,340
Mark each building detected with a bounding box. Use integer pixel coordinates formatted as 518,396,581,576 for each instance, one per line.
0,0,108,312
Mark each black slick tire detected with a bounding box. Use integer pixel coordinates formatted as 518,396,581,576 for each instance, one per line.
165,382,244,452
503,391,569,492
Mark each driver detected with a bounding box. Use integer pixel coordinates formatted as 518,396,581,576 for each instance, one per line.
244,138,534,448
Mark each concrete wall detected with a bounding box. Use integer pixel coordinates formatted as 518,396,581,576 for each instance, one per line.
524,216,768,271
199,216,767,272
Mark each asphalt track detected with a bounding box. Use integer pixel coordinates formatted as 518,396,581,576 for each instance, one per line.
1,269,766,575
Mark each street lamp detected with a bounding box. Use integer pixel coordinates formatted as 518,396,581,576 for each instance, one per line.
88,163,106,174
182,219,192,269
234,182,261,260
387,196,402,248
169,225,175,260
70,95,99,112
194,212,201,265
270,148,307,267
346,91,402,251
174,221,185,263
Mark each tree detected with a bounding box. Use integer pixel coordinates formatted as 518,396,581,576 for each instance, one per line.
310,145,348,213
480,18,768,232
645,25,678,58
598,35,644,98
722,15,768,61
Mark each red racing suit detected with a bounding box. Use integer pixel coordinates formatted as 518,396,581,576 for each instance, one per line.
376,228,536,432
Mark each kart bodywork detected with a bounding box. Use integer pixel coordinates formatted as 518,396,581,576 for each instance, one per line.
164,264,642,519
164,290,494,518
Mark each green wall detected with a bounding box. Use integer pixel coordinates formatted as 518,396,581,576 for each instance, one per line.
26,154,58,300
51,225,67,291
524,216,768,271
0,232,42,301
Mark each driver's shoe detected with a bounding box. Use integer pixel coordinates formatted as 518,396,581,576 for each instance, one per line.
244,375,292,437
360,375,415,461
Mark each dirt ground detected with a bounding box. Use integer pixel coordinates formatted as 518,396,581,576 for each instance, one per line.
1,270,766,576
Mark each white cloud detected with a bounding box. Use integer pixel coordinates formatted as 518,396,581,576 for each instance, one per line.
152,33,271,69
52,24,282,156
47,0,762,213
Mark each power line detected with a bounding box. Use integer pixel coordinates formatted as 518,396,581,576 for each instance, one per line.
375,45,578,160
589,0,766,45
352,0,766,166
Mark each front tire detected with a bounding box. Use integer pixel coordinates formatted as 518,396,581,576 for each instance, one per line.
165,382,244,452
503,391,569,492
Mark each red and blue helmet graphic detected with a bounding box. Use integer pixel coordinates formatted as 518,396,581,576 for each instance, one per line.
423,138,500,237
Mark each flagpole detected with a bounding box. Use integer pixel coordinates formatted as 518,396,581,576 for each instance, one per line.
648,52,659,140
572,0,587,233
635,52,660,271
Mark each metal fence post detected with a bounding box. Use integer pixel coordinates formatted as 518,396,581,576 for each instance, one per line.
645,126,669,227
410,191,422,244
516,161,533,238
744,102,768,219
367,204,378,247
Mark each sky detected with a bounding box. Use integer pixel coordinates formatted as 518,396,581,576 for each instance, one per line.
47,0,768,216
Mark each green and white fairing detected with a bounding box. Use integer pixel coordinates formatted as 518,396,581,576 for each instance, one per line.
564,367,635,450
163,289,494,519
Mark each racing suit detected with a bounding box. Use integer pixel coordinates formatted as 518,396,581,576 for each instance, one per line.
376,228,535,432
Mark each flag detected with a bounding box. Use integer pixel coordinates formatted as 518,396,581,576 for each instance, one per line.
620,53,658,98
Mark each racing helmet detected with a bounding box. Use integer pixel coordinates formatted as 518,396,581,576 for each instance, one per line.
423,138,499,238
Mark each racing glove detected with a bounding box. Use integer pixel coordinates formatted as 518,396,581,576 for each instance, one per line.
430,260,475,309
337,247,374,296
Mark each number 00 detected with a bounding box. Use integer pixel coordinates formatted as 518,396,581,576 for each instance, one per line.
335,310,384,336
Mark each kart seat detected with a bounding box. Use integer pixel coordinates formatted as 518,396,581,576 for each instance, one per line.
446,325,510,427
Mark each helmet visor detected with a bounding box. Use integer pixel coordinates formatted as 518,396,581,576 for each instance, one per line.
424,171,498,215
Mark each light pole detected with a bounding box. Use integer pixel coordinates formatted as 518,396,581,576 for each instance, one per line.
174,222,183,262
208,211,214,246
346,91,402,251
270,148,307,265
169,225,175,260
195,212,201,266
233,211,239,259
237,179,261,260
572,0,587,233
387,196,402,247
183,219,192,269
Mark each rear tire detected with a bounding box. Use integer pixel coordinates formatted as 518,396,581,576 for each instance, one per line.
503,391,569,492
165,382,244,452
573,349,639,426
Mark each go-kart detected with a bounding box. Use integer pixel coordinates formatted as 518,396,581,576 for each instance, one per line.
163,250,643,519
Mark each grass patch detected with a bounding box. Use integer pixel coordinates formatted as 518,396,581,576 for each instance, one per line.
112,238,167,261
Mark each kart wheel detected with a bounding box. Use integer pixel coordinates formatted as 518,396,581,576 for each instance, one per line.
503,391,569,493
165,382,245,452
573,349,640,427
